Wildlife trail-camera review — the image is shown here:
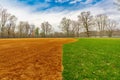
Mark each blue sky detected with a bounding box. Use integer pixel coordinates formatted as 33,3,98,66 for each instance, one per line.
17,0,102,11
0,0,119,31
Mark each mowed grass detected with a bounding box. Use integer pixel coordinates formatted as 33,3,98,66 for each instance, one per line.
63,38,120,80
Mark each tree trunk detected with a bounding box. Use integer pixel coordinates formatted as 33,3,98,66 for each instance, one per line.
86,28,90,37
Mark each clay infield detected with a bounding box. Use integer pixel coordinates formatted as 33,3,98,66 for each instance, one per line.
0,38,76,80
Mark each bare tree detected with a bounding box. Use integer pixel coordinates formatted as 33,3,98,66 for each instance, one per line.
29,24,35,37
60,17,71,37
106,20,117,37
0,7,11,37
17,21,23,37
17,21,30,38
0,5,120,38
53,32,65,37
6,15,17,38
24,22,30,37
78,11,93,37
95,14,108,37
70,20,81,37
40,22,53,37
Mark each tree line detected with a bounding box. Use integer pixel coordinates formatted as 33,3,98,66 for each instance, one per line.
0,6,119,38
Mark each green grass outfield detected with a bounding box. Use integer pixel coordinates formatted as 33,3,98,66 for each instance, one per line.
62,38,120,80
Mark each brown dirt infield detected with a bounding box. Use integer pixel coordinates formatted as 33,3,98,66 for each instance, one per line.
0,38,76,80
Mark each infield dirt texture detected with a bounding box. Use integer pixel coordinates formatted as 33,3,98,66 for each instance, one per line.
0,38,76,80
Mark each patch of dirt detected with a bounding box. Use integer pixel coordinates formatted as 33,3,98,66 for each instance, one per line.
0,38,76,80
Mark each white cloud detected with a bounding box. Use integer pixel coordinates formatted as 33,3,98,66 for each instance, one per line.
69,0,82,4
0,0,119,31
55,0,69,3
84,0,93,4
